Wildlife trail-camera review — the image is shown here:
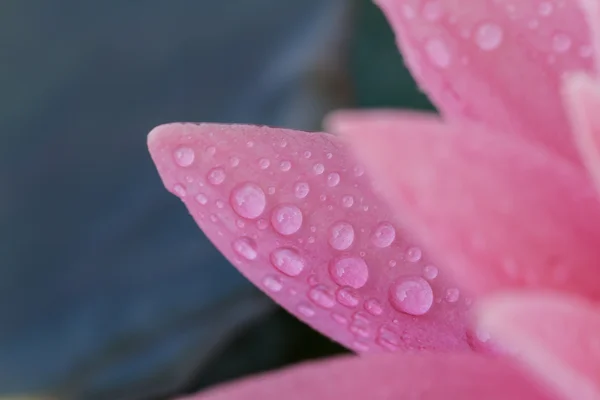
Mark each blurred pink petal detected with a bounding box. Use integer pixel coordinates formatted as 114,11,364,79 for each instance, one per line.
334,111,600,300
375,0,594,163
148,123,471,354
478,291,600,400
183,352,556,400
578,0,600,69
563,73,600,193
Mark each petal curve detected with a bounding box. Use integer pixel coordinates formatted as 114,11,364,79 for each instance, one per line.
376,0,594,163
148,123,471,354
183,352,555,400
335,111,600,300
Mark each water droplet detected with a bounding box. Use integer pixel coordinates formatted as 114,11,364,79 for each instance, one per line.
341,195,354,208
402,3,416,19
445,287,460,303
208,167,226,185
232,237,258,260
258,158,270,169
422,1,442,21
294,182,310,199
475,23,503,51
389,276,434,316
205,146,216,156
330,256,369,289
303,151,312,158
371,222,396,248
313,163,325,175
297,303,315,317
423,265,439,280
231,183,266,219
406,247,422,262
246,140,255,148
173,184,186,197
271,205,303,235
425,38,451,68
349,323,370,338
331,312,348,325
195,193,208,205
538,2,553,16
307,274,319,286
174,146,195,167
229,156,240,167
353,165,365,177
280,160,292,172
328,222,355,251
216,200,225,208
270,248,305,276
327,172,340,187
336,287,360,307
308,285,336,308
267,186,276,195
365,298,383,316
257,219,268,230
280,139,288,148
552,33,572,53
262,275,283,292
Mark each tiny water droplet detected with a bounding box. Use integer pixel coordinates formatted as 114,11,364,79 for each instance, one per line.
280,160,292,171
308,285,336,309
330,256,369,289
303,151,312,158
371,222,396,248
231,182,266,219
331,312,348,325
328,221,355,251
257,219,268,230
353,165,365,177
423,265,439,280
445,287,460,303
297,303,315,317
475,23,503,51
271,205,303,235
336,287,360,307
270,248,305,276
313,163,325,175
267,186,276,195
262,275,283,292
327,172,340,187
174,146,195,167
365,298,383,316
319,194,327,202
406,247,422,262
205,146,216,156
208,167,226,185
173,184,186,197
246,140,255,148
258,158,270,169
229,156,240,167
389,276,434,316
195,193,208,205
425,38,451,68
342,195,354,208
232,237,258,260
294,182,310,199
552,33,572,53
216,200,225,208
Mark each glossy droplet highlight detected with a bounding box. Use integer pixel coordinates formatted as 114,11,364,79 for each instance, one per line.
371,222,396,248
406,247,422,262
313,163,325,175
258,158,270,169
280,160,292,172
330,256,369,289
308,286,336,309
232,237,258,260
445,288,460,303
207,167,226,185
174,146,195,167
423,265,439,280
475,23,503,51
195,193,208,205
230,182,266,219
294,182,310,199
342,195,354,208
328,222,355,251
365,298,383,316
336,287,360,307
425,38,451,68
327,172,340,187
270,248,305,276
271,205,303,235
422,1,442,21
262,275,283,293
297,303,315,317
173,184,186,197
390,276,434,316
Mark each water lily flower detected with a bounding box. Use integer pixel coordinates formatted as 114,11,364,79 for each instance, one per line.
147,0,600,399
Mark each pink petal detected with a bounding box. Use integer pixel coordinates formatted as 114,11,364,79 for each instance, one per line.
375,0,594,163
578,0,600,70
478,291,600,400
183,352,556,400
563,73,600,194
147,123,472,354
334,111,600,300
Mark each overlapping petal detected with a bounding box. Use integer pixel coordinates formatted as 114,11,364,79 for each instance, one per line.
148,123,471,354
334,111,600,300
478,291,600,400
375,0,594,163
183,352,556,400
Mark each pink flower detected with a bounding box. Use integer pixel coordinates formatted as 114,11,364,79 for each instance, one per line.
147,0,600,399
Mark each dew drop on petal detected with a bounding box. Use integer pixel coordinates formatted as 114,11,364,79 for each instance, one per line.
232,237,258,260
271,205,303,235
475,23,503,51
330,256,369,289
328,221,355,251
259,158,270,169
423,265,439,280
270,248,305,276
406,247,422,262
389,276,434,316
336,287,360,307
308,285,336,309
425,38,451,68
552,33,572,53
327,172,340,187
280,160,292,172
195,193,208,205
297,303,315,317
445,287,460,303
313,163,325,175
294,182,310,199
342,195,354,208
364,298,383,316
207,167,226,185
230,182,266,219
331,312,348,325
173,184,186,197
262,275,283,293
174,146,195,167
371,222,396,248
229,156,240,167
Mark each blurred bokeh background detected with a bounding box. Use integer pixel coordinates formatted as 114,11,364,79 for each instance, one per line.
0,1,434,399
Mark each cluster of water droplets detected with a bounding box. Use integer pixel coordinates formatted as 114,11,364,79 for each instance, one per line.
170,141,467,352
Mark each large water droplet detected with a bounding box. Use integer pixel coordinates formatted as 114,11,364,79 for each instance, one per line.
174,146,195,167
425,38,451,68
271,205,303,235
230,183,266,219
270,248,305,276
208,167,226,185
336,287,360,307
327,172,340,187
232,237,258,260
552,33,572,53
389,276,434,316
371,222,396,248
294,182,310,199
262,275,283,293
475,23,503,51
328,221,355,251
330,256,369,289
308,285,336,309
